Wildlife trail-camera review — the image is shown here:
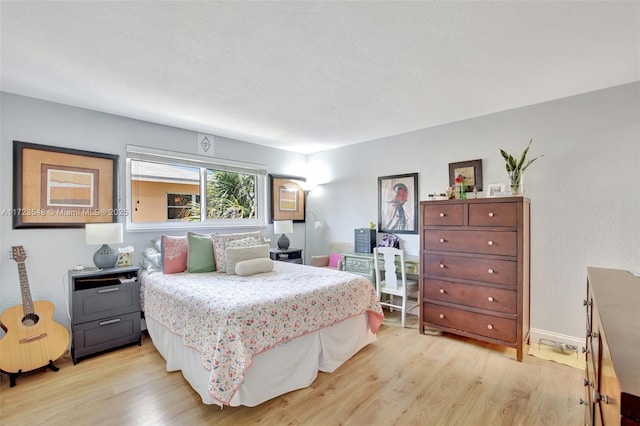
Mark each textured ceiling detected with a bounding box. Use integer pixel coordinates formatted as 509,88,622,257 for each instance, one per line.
1,1,638,154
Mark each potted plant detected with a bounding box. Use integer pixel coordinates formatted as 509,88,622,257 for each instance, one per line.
500,139,543,195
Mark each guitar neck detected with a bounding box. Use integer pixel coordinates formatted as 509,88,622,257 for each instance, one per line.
16,261,34,315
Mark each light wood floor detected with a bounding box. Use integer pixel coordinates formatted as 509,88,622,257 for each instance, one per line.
0,312,584,426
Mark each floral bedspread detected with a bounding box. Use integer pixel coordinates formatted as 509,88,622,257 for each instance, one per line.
143,262,383,405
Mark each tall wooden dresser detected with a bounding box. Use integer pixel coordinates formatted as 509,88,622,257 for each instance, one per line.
419,197,530,361
583,267,640,425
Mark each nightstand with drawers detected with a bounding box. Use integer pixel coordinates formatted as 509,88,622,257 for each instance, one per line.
69,265,141,364
269,248,303,264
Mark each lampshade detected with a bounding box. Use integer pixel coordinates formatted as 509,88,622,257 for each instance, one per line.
85,223,123,269
85,223,124,245
273,220,293,235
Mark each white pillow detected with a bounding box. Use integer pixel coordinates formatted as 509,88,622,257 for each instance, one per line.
225,244,270,275
235,258,274,276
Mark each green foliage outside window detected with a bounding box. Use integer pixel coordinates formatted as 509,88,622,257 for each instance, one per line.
184,171,256,221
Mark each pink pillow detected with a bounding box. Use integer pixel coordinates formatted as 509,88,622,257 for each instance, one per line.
329,253,342,268
161,235,188,274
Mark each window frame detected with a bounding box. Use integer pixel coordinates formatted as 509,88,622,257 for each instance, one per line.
125,145,267,232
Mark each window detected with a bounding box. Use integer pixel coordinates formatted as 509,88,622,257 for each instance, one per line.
126,145,266,231
167,193,201,221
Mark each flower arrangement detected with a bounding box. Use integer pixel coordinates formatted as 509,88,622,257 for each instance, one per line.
500,138,543,194
455,174,466,199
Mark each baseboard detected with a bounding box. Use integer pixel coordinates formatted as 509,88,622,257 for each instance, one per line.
529,328,583,349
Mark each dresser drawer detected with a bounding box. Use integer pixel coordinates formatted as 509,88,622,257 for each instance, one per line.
423,203,464,226
72,311,141,360
424,253,517,286
469,202,517,227
424,279,517,314
72,281,140,324
424,229,517,256
344,257,372,274
423,302,516,342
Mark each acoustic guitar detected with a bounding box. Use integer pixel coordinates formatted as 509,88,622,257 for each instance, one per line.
0,246,70,385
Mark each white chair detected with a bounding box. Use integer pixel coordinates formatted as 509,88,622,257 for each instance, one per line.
373,247,419,328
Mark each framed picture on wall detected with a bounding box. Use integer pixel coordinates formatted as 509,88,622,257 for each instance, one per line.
378,173,418,234
269,174,306,223
12,140,119,229
449,159,483,192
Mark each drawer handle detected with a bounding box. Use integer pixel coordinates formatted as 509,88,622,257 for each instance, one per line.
487,296,494,302
97,287,120,294
487,240,494,246
488,212,495,217
439,212,445,218
439,238,445,243
488,268,494,274
487,324,493,330
439,263,445,269
439,288,445,294
439,313,445,319
98,318,121,326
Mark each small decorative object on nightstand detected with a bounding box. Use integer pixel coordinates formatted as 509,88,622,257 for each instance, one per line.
69,265,141,364
269,248,303,264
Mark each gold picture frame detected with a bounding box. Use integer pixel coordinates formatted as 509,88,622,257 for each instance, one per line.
13,141,119,228
269,174,306,223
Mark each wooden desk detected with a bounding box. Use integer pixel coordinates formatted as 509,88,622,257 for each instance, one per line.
341,252,419,283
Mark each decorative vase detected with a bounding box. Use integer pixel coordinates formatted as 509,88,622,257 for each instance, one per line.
508,170,523,195
459,184,466,199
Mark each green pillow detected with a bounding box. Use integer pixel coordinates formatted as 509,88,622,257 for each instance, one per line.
187,232,216,273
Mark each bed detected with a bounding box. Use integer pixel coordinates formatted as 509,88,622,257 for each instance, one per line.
142,261,384,407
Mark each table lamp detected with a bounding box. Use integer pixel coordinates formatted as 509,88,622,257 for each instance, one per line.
273,220,293,250
85,223,124,268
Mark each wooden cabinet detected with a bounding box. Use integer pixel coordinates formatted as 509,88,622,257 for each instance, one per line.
583,267,640,425
419,197,530,361
69,266,141,364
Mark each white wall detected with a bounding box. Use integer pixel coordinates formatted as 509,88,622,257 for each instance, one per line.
0,92,307,332
306,82,640,343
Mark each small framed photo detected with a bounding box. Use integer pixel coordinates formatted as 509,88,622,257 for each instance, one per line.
486,183,507,198
449,159,483,192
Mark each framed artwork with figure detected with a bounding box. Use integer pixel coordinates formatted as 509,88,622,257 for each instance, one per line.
378,173,418,234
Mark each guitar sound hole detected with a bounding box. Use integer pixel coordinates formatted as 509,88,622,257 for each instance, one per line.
22,313,39,326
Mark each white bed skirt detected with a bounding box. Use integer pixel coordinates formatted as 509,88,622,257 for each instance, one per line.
146,313,376,407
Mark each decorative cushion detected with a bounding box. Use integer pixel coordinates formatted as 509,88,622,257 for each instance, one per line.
235,258,274,276
212,231,262,273
187,232,216,273
225,244,270,275
328,253,342,268
161,235,188,274
226,237,260,248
